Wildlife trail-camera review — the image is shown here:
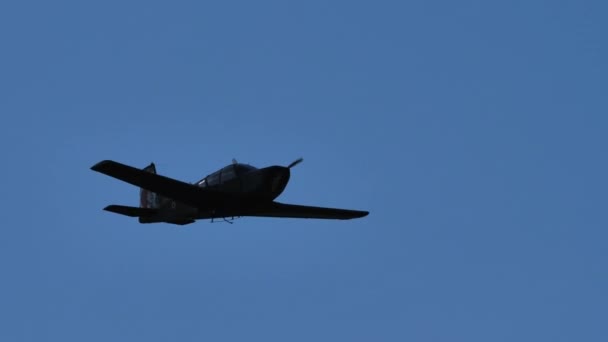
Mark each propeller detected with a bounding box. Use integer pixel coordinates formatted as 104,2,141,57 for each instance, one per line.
287,157,304,169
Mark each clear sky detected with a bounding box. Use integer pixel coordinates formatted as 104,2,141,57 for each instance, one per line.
1,0,606,341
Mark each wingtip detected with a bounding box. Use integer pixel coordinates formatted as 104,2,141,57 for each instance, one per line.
91,160,113,172
341,210,369,220
102,205,117,211
355,210,369,219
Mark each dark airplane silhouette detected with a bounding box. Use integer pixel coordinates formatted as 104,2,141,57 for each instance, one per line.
91,158,369,225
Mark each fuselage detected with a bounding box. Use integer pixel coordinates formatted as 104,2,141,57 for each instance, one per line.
141,163,291,223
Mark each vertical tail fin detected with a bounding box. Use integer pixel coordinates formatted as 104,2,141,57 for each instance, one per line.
140,163,160,208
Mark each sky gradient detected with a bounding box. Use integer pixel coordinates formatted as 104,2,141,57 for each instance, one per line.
1,0,607,341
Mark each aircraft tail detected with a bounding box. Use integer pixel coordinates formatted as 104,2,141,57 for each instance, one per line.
140,163,161,209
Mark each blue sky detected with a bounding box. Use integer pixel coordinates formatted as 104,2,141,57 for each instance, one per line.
1,0,606,341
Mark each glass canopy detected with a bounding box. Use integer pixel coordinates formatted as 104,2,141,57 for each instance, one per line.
196,163,257,187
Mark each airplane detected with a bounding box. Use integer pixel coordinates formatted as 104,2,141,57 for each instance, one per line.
90,158,369,225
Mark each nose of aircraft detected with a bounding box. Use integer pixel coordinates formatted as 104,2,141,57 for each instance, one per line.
263,166,290,199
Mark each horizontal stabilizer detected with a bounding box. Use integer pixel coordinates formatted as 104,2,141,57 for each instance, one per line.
104,205,158,217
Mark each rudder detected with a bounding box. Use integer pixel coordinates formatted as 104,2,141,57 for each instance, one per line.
140,163,160,208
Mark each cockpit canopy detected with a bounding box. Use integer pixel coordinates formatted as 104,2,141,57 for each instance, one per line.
196,163,257,187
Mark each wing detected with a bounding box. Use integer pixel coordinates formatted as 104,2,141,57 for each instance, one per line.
245,201,369,220
91,160,220,208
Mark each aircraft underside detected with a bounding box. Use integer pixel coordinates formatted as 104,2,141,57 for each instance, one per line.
92,159,369,225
